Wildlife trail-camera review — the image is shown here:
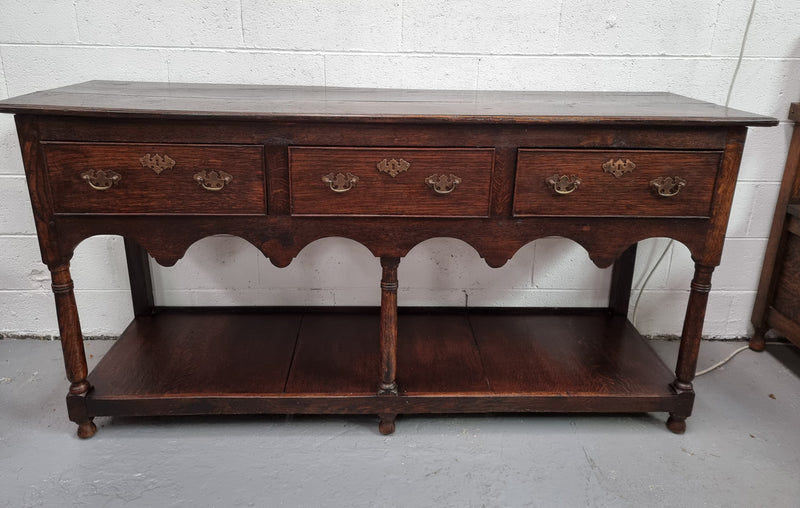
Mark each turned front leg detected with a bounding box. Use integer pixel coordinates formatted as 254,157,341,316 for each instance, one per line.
378,257,399,396
50,263,96,438
668,263,714,434
377,257,400,434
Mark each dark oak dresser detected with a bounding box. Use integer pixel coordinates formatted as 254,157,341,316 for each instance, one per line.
0,82,776,438
751,102,800,350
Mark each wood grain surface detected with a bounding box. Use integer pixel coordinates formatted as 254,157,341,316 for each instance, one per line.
0,81,777,125
85,309,684,418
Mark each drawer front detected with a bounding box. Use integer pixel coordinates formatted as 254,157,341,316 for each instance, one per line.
512,149,723,217
44,142,266,214
289,147,494,217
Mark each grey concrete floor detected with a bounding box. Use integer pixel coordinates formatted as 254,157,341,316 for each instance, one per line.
1,338,799,508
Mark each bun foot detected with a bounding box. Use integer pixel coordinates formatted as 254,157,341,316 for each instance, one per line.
666,415,686,434
749,329,766,352
378,413,396,435
77,419,97,439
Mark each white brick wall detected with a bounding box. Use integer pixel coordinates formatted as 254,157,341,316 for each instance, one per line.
243,1,404,51
75,0,244,47
0,0,797,338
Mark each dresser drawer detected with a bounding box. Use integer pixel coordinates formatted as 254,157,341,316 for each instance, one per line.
43,142,266,214
289,147,494,216
512,149,723,217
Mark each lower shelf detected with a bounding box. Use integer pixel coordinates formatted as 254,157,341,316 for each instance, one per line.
85,308,692,419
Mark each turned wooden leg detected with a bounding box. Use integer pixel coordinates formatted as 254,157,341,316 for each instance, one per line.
377,257,400,396
50,263,96,439
377,258,400,433
668,263,714,434
749,326,767,352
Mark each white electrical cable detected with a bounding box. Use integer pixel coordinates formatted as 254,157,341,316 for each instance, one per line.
631,239,673,327
690,1,760,375
695,342,797,377
635,0,756,320
691,1,759,376
695,345,750,376
633,1,761,375
725,0,758,108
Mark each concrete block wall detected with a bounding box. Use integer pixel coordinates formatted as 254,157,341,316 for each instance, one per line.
0,0,797,337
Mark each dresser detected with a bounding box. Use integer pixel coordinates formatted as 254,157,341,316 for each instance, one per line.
0,82,776,438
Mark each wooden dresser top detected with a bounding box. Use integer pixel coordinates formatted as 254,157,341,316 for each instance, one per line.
0,80,777,126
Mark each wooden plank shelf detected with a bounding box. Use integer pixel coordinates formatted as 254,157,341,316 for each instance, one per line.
85,309,690,421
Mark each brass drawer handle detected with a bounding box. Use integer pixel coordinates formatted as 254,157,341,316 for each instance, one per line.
140,153,175,174
546,174,581,195
322,172,359,192
81,169,121,190
194,170,233,191
650,176,686,197
425,174,461,194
